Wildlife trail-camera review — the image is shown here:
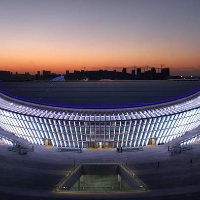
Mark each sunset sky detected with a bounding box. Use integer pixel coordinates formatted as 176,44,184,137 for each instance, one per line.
0,0,200,76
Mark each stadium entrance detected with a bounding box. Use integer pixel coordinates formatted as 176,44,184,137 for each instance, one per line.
87,141,114,149
44,138,53,146
148,138,156,145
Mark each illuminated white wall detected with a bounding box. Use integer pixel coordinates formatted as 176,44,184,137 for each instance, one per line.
0,93,200,148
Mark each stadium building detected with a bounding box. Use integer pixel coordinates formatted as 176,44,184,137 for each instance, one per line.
0,81,200,149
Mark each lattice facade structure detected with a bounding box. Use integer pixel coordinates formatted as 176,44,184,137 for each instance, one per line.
0,92,200,148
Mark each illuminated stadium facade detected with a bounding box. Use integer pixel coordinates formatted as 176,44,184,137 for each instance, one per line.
0,81,200,148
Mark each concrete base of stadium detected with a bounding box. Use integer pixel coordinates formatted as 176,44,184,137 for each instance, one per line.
0,139,200,200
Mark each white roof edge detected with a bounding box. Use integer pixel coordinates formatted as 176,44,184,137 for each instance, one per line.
0,90,200,113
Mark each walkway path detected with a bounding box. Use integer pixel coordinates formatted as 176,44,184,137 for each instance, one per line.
0,139,200,199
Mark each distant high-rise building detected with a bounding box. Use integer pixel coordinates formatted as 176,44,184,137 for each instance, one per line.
122,68,127,74
137,68,141,76
132,70,135,76
0,71,11,81
151,68,156,79
66,70,69,75
43,70,51,78
161,68,170,79
36,71,41,80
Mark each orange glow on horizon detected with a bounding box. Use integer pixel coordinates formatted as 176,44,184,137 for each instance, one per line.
0,39,199,74
0,51,199,75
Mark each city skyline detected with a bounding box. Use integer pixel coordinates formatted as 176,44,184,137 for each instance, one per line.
0,66,172,81
0,0,200,76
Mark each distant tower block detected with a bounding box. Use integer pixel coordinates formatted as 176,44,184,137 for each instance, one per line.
137,68,141,75
122,68,127,74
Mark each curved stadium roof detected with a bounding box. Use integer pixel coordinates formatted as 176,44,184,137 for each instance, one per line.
0,80,200,109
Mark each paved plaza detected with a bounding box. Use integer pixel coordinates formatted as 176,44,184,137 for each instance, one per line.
0,138,200,200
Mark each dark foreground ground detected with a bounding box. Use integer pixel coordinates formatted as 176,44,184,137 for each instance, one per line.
0,140,200,200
